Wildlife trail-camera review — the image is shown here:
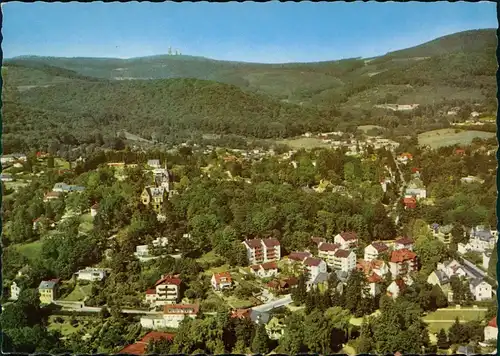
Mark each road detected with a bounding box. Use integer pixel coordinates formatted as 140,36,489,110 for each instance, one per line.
389,151,407,224
250,294,292,312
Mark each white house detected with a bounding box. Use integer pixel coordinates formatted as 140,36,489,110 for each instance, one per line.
75,267,107,282
469,279,492,301
364,241,389,261
364,274,382,297
211,271,233,291
303,257,327,283
333,231,358,249
437,260,468,279
386,280,406,300
467,226,496,253
332,249,357,273
430,223,453,245
389,249,418,278
393,237,414,251
10,281,21,300
140,304,199,329
250,262,278,279
90,203,99,217
484,317,497,342
145,275,182,307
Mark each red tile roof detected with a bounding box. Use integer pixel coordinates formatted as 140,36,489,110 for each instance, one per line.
164,304,199,315
244,239,263,249
231,308,251,319
319,242,340,252
303,257,322,267
488,316,497,328
403,197,416,204
334,249,351,258
118,332,175,355
288,251,312,261
261,261,278,270
155,275,181,287
339,231,358,241
390,249,417,263
213,271,232,285
367,273,382,283
262,238,280,247
145,289,156,295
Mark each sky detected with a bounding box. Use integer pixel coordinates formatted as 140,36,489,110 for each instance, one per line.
2,1,497,63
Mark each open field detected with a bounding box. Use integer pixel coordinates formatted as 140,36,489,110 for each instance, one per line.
63,284,92,302
15,240,44,261
418,128,495,149
357,124,384,133
276,137,331,150
423,308,486,321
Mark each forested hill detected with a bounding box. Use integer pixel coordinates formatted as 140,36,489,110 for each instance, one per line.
1,29,497,153
3,78,341,153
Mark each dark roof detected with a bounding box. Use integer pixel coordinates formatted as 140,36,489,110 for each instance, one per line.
303,257,322,267
288,251,312,261
262,238,280,247
334,249,351,258
339,231,357,241
155,275,181,287
395,236,414,245
244,239,262,249
319,242,340,252
371,241,388,252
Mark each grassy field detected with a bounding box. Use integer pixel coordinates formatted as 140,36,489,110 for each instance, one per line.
196,250,221,264
63,284,92,302
276,137,331,150
418,128,495,149
15,240,44,261
423,308,486,333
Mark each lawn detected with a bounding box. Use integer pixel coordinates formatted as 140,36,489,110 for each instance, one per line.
63,284,93,302
417,129,495,149
203,264,231,276
226,296,254,309
196,250,221,264
54,158,71,169
276,137,331,150
15,240,44,261
423,308,486,322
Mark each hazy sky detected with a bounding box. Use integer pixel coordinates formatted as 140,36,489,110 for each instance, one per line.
2,1,497,63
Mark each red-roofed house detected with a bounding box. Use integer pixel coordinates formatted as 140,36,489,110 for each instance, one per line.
334,232,358,249
387,279,408,299
287,251,312,263
455,149,466,156
231,308,251,320
250,262,278,278
397,153,413,164
318,242,341,266
311,236,326,246
267,277,299,294
242,238,281,265
118,332,175,355
389,249,418,277
43,191,62,202
484,317,497,342
364,273,383,297
211,271,233,290
364,241,389,261
145,275,181,307
303,257,327,282
403,196,417,209
394,237,414,251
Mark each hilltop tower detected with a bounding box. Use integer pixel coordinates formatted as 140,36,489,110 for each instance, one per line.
168,47,172,55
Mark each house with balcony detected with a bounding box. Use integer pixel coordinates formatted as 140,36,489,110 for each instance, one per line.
318,242,341,267
140,304,199,329
250,262,279,279
242,238,281,265
357,259,389,279
333,231,358,249
145,275,182,307
286,251,312,264
331,249,357,273
211,271,233,290
364,241,389,261
389,249,418,278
